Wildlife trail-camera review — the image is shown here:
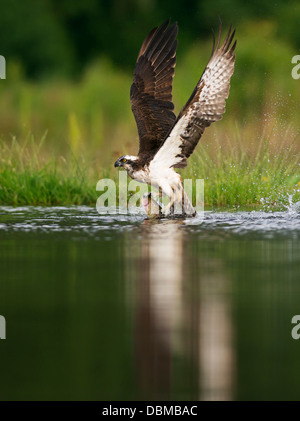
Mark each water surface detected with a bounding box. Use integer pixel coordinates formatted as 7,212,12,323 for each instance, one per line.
0,206,300,400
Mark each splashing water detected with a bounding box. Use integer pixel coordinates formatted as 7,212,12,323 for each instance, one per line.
286,194,300,214
0,205,299,239
260,187,300,213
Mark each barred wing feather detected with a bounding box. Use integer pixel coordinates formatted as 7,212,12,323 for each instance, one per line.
150,23,236,170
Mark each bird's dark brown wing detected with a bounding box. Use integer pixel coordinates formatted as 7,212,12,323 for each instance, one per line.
130,19,178,158
150,22,236,170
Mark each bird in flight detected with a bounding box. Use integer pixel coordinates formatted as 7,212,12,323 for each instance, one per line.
114,19,236,216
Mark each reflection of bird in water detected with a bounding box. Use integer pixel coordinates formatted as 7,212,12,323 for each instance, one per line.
134,220,185,399
126,219,236,400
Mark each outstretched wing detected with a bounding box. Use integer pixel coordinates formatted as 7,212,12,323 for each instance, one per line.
130,19,178,158
150,22,236,170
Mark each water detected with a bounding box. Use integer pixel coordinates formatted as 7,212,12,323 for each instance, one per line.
0,206,300,400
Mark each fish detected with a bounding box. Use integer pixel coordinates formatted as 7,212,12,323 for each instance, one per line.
142,192,163,218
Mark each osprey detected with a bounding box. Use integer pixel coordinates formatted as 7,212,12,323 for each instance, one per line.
114,19,236,216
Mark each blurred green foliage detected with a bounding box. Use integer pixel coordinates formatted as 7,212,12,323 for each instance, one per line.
0,0,299,78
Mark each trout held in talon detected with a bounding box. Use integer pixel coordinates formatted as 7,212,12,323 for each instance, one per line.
114,19,236,216
142,193,163,217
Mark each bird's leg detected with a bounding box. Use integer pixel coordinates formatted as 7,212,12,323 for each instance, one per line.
171,197,175,215
158,187,163,217
182,186,197,217
175,184,184,215
166,183,196,217
158,187,163,200
163,188,176,216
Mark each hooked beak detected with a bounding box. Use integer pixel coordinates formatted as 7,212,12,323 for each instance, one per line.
114,160,121,168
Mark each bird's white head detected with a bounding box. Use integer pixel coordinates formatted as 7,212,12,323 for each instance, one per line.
114,155,139,174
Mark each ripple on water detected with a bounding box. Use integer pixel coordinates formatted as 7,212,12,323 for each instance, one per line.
0,206,299,238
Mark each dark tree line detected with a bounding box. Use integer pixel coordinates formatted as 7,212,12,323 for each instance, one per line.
0,0,299,78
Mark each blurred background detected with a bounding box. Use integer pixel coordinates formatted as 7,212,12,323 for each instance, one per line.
0,0,299,206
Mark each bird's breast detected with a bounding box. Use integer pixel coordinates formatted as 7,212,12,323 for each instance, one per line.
130,169,151,184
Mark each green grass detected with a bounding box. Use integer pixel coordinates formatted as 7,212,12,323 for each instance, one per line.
184,133,300,210
1,127,299,210
0,136,97,206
